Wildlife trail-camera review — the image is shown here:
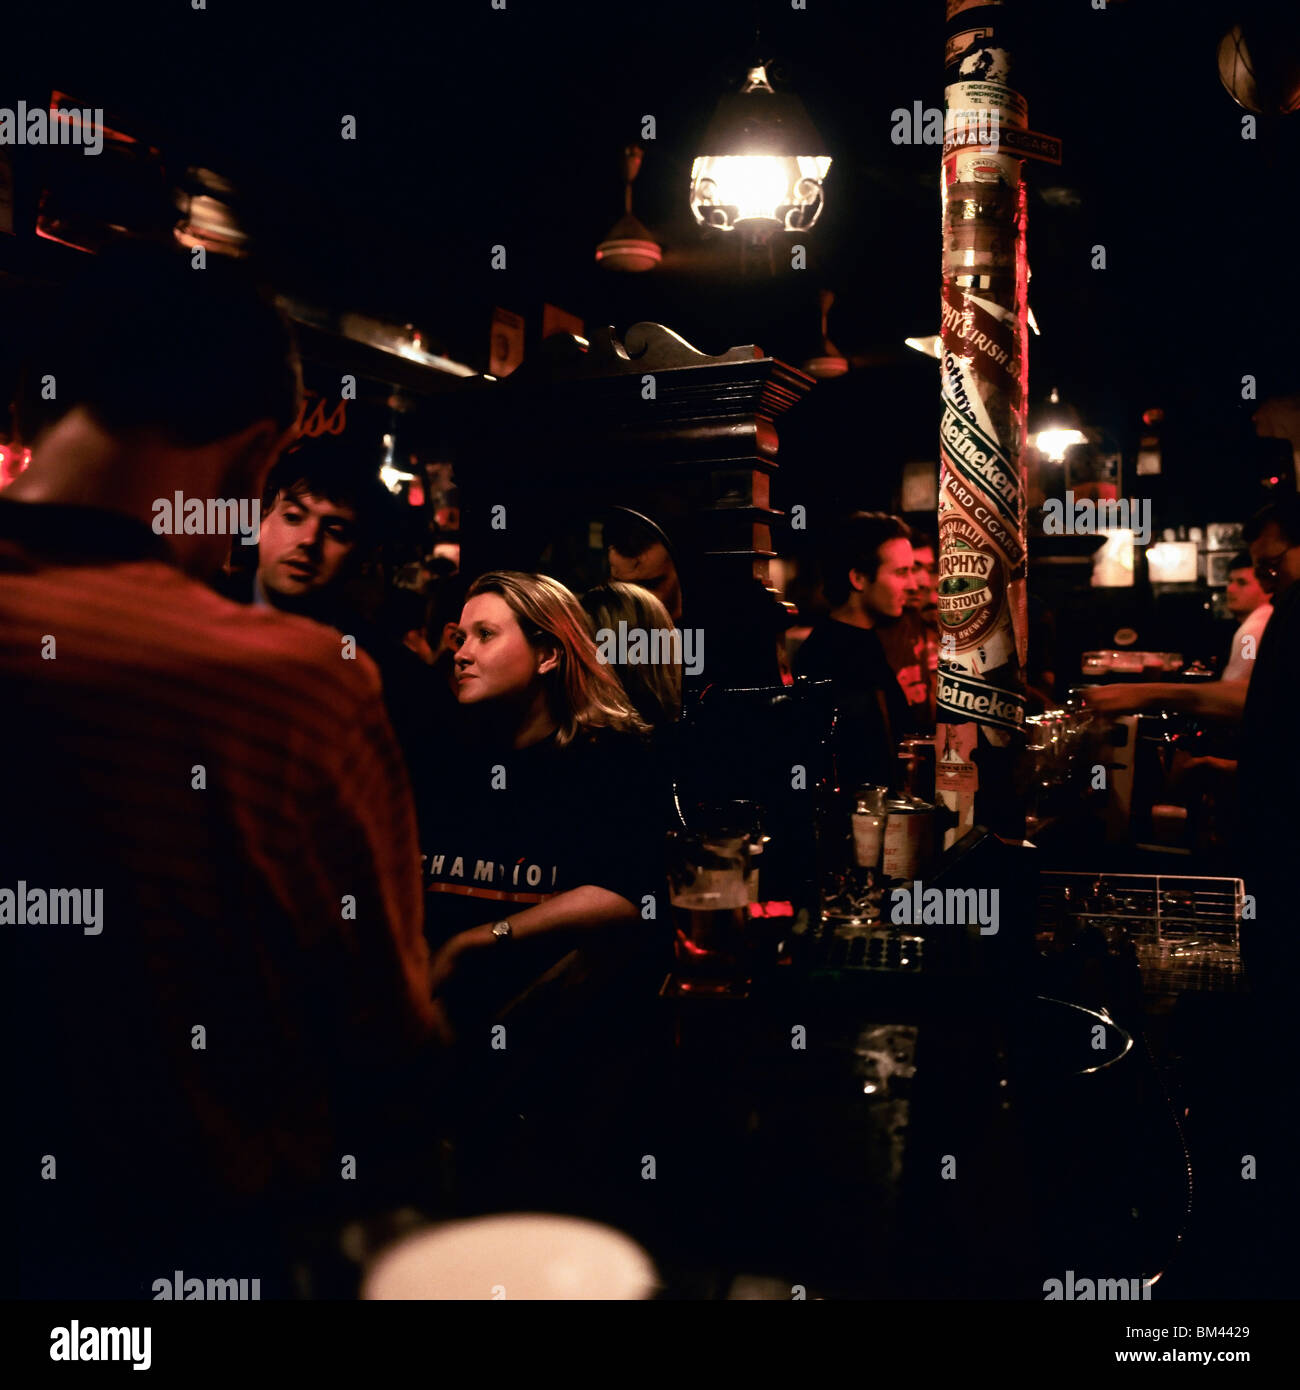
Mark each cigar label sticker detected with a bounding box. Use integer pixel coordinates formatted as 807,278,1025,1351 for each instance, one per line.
940,467,1025,570
937,666,1026,733
943,123,1062,164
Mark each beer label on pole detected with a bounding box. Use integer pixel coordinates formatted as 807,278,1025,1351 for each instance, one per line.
940,339,998,437
940,456,1026,570
950,149,1020,189
937,514,1006,652
937,666,1026,733
939,401,1021,530
941,283,1021,401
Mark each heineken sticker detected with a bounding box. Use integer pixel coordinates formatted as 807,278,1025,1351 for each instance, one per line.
939,401,1021,530
937,666,1027,733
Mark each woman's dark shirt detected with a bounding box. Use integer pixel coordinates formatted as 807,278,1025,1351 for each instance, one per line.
419,725,667,1003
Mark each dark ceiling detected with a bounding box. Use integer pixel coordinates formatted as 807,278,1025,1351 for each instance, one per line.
11,0,1300,507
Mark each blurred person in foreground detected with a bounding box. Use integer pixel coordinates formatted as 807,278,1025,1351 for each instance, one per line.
0,249,443,1297
420,571,665,1026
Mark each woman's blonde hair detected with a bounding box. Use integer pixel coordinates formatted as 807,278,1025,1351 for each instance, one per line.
465,571,649,744
580,581,682,729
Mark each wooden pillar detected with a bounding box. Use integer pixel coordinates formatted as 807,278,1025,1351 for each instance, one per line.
455,321,814,688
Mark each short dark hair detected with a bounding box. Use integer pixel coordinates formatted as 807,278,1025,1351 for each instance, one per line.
1228,550,1253,572
15,245,301,446
262,436,395,548
605,510,671,561
822,511,912,605
910,530,936,554
1243,493,1300,548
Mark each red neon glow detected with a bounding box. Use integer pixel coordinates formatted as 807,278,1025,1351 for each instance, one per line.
0,445,32,489
749,901,793,918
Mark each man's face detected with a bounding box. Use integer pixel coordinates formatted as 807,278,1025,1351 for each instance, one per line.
258,488,360,599
608,542,683,622
854,538,915,621
1225,565,1268,618
1248,521,1300,599
908,546,938,616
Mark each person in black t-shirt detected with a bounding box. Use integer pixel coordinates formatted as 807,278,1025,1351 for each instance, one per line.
420,570,665,1020
794,511,914,792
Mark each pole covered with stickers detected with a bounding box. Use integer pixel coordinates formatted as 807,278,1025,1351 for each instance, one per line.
936,0,1030,840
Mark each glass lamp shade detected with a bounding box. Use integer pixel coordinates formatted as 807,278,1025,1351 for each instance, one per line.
690,66,831,237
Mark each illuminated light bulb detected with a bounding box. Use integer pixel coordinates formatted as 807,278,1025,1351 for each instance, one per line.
1034,428,1087,462
690,66,831,240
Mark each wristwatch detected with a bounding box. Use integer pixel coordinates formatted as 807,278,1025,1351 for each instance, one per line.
490,919,513,943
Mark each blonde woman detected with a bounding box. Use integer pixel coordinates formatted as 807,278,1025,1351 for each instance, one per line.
580,581,683,730
421,571,663,1013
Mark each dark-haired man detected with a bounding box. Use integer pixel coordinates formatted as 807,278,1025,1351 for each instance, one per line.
795,511,914,790
606,512,683,623
1221,551,1272,682
220,439,444,808
878,529,939,733
0,249,441,1295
